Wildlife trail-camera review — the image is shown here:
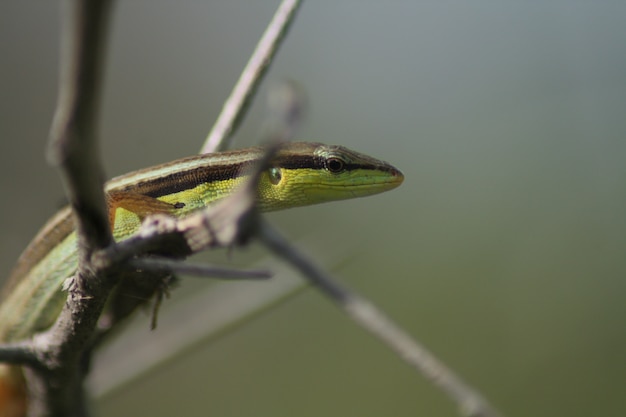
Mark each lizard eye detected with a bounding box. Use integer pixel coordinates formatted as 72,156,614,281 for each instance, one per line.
268,167,282,185
326,157,345,173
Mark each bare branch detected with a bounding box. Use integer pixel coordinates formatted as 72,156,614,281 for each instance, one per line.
258,220,504,417
48,0,114,253
128,258,271,281
0,342,40,369
201,0,303,153
88,234,354,399
16,0,115,415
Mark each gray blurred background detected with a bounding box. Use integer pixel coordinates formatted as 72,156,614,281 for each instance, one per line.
1,1,625,416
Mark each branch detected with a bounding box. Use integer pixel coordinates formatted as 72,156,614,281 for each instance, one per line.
128,258,271,281
16,1,116,416
201,0,302,153
0,342,40,369
48,0,114,253
258,220,504,417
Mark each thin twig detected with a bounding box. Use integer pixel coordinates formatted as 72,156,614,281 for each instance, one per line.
129,258,272,280
201,0,302,154
0,342,40,369
88,233,353,399
258,220,504,417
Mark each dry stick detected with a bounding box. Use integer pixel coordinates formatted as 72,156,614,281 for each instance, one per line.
48,0,114,252
258,220,504,417
23,1,116,416
0,342,40,369
129,258,272,281
201,0,302,154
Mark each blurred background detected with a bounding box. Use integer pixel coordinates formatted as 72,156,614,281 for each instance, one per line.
1,1,625,416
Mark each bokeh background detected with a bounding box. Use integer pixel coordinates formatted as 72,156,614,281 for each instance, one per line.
1,1,625,416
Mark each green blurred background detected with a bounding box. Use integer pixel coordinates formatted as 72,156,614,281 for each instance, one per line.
1,1,625,416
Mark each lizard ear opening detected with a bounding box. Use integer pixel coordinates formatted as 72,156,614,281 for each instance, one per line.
268,167,282,185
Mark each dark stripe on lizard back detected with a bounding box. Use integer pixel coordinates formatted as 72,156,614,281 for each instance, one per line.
120,153,384,199
120,154,325,198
